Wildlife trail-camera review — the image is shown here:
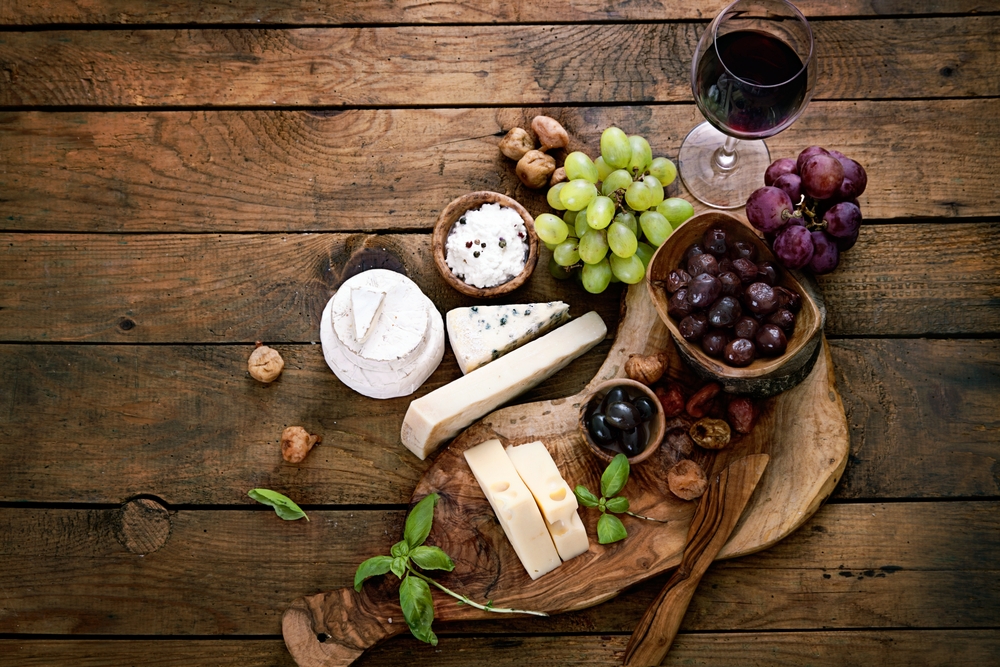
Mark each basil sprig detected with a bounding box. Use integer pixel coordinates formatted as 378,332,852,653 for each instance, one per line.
574,453,668,544
354,493,546,645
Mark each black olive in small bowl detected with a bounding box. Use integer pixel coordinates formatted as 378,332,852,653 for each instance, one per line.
579,378,666,466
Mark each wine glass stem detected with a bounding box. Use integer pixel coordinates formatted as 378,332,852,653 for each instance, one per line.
714,135,740,172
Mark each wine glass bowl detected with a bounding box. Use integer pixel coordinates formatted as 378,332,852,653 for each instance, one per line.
679,0,816,209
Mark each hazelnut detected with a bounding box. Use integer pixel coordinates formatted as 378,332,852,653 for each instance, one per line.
248,342,284,383
549,167,568,187
625,352,669,385
531,116,569,151
668,459,708,501
516,150,556,189
281,426,322,463
498,127,535,161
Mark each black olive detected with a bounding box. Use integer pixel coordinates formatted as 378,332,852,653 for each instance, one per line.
588,412,618,445
601,387,629,413
633,396,656,422
605,401,640,430
620,427,644,457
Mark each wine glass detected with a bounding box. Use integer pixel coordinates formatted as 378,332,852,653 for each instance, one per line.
678,0,816,209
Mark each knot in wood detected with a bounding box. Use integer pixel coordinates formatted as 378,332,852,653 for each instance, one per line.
115,498,171,555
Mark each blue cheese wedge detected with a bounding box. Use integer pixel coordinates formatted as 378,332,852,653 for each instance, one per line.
446,301,571,374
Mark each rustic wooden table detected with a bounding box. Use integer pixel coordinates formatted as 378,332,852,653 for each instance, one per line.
2,2,998,665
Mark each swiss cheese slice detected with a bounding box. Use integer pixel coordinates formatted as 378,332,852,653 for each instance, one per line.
446,302,570,374
400,311,607,460
464,439,561,580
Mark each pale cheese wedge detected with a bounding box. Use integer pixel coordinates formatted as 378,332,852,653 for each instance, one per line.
446,301,570,374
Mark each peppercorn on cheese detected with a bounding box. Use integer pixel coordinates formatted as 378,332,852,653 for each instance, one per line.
464,439,561,580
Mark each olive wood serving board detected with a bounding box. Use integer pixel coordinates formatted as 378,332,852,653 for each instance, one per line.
282,281,850,667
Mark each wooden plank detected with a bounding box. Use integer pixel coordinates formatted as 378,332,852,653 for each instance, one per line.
1,100,996,233
0,502,996,635
0,19,996,107
1,339,997,505
2,0,992,26
4,630,999,667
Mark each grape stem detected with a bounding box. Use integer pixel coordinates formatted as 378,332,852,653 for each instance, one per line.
781,194,827,232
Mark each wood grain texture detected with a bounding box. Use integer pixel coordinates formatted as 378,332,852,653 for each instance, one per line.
3,630,999,667
0,502,996,635
2,0,992,26
1,101,994,234
0,19,996,107
1,339,996,505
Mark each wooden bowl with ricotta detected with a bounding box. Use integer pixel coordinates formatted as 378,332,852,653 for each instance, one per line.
432,191,539,298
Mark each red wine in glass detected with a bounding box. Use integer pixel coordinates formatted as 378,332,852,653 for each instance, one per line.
695,30,808,139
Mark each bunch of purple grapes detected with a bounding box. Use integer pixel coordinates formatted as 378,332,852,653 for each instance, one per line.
745,146,867,275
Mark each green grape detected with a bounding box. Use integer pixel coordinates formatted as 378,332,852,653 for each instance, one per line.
639,210,673,247
574,208,591,238
614,210,638,236
643,174,665,208
595,156,614,181
578,228,609,264
607,221,638,258
581,257,613,294
559,179,598,211
586,196,615,230
549,255,574,280
600,127,632,169
601,169,633,196
553,239,581,266
546,182,567,211
657,197,695,225
649,157,677,185
544,240,559,251
627,135,652,175
625,180,653,211
635,241,655,268
564,152,599,184
609,271,621,284
535,212,569,244
610,253,646,284
562,209,577,227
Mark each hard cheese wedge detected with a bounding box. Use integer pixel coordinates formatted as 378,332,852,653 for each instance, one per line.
464,439,561,580
506,441,589,562
401,311,607,460
446,301,570,374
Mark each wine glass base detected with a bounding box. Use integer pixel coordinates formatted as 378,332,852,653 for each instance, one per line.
678,122,771,210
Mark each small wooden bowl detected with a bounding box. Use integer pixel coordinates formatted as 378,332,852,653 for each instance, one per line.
646,211,825,398
579,379,667,466
432,191,539,298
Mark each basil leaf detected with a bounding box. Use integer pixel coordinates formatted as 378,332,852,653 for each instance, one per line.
399,575,438,646
390,556,408,579
574,485,600,508
390,540,410,558
605,496,630,514
410,545,455,572
597,512,628,544
404,493,438,548
600,454,630,499
247,488,309,521
354,555,393,592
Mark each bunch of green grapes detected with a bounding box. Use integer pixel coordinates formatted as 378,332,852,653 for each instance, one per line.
534,127,696,294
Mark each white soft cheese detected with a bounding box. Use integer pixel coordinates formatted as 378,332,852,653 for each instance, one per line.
444,203,529,288
351,285,386,343
446,301,570,375
464,439,562,580
400,311,607,460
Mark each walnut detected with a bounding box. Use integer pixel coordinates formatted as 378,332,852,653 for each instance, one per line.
248,341,284,383
516,150,556,189
498,127,535,160
549,166,568,186
625,351,669,385
281,426,322,463
690,418,731,450
668,459,708,501
531,115,569,151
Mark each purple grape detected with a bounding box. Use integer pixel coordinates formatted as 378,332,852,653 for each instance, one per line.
744,282,779,316
765,157,798,186
835,226,860,251
827,148,847,161
689,273,722,308
703,228,728,256
772,225,815,270
771,172,803,205
724,338,756,367
679,313,709,341
756,324,787,356
801,154,845,200
746,186,793,233
838,157,867,197
808,231,840,275
796,146,829,174
823,201,862,239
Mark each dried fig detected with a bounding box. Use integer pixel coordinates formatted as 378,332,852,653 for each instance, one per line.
248,341,284,383
549,166,568,186
281,426,322,463
655,384,686,418
727,397,759,434
686,382,721,418
625,352,669,385
668,459,708,500
498,127,535,160
516,149,556,189
664,428,695,459
690,418,731,450
531,115,569,151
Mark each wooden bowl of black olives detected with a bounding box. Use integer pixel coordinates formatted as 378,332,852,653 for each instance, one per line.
646,211,825,398
580,379,666,465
